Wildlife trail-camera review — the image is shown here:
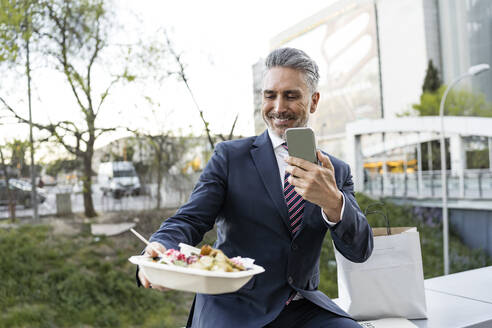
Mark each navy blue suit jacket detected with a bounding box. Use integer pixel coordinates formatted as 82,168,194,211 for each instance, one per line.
149,130,373,328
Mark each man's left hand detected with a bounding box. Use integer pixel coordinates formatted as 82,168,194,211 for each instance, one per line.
285,150,343,223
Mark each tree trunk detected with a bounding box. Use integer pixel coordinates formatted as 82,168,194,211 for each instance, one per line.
82,153,97,217
0,147,16,221
156,151,162,209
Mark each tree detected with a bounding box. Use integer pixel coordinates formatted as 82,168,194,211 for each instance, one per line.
0,0,45,219
7,138,30,177
410,86,492,170
412,58,492,117
45,157,82,178
422,59,441,93
1,0,136,217
128,131,189,209
104,140,135,162
412,85,492,117
408,62,492,171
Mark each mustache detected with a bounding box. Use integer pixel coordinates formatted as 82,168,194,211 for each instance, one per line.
267,112,296,120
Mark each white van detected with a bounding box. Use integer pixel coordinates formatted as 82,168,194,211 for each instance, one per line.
98,161,141,198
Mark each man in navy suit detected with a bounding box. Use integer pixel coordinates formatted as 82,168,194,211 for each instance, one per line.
137,47,373,327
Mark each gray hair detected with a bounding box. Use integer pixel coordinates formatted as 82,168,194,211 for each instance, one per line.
264,47,320,93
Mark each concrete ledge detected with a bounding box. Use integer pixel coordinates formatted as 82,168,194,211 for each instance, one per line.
91,222,136,236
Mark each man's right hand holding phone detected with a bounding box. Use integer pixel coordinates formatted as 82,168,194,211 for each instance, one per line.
138,241,169,291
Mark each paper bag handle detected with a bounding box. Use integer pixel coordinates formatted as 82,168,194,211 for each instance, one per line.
364,202,391,235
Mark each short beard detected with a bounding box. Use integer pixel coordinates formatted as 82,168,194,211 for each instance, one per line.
263,112,310,141
269,98,312,140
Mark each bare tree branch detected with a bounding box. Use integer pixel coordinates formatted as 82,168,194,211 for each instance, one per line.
95,75,120,117
164,32,215,149
0,96,81,156
53,120,80,134
228,113,239,140
0,96,48,131
46,1,89,114
85,22,103,116
95,126,116,138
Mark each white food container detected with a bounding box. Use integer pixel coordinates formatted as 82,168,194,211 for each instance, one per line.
129,255,265,294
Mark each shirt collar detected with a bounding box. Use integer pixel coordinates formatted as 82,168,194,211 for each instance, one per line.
267,128,285,150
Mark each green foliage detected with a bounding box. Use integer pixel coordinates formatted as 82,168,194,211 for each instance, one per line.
126,144,136,162
134,161,151,182
122,69,136,82
422,59,441,93
109,151,124,162
412,85,492,117
409,59,492,117
466,149,490,169
0,0,30,63
106,143,136,162
45,157,82,177
419,139,451,171
0,0,118,217
5,138,31,176
407,63,492,169
0,224,190,327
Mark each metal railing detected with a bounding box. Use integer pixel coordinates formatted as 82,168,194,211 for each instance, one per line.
364,169,492,199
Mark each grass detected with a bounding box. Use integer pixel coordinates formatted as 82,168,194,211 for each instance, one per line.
1,194,491,327
0,210,192,328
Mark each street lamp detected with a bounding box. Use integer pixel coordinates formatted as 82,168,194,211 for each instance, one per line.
439,63,490,275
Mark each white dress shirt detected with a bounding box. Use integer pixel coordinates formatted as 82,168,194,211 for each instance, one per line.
267,128,345,226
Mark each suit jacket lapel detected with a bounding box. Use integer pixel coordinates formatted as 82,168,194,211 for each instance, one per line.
250,131,291,234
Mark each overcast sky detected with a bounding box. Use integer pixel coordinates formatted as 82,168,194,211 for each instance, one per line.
0,0,334,160
117,0,335,136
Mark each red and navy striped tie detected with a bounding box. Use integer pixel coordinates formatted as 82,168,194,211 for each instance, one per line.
282,143,304,235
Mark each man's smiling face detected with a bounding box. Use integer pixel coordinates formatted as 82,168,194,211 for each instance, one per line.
261,66,319,139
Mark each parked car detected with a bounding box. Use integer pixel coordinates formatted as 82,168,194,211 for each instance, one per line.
97,161,141,198
0,179,47,208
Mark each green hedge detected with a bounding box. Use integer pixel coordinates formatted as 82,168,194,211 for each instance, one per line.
0,225,190,328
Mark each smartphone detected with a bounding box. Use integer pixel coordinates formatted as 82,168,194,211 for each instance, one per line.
285,127,317,164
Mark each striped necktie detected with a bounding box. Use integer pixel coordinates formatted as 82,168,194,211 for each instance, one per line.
282,143,304,235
